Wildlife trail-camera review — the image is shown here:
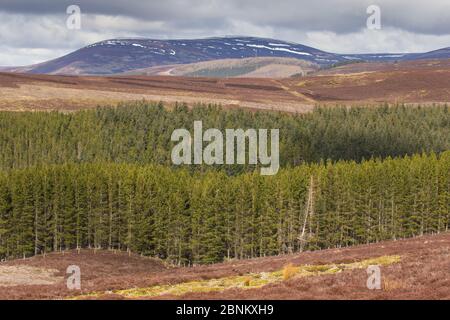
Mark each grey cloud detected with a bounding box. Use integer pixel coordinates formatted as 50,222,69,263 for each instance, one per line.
1,0,449,34
0,0,450,66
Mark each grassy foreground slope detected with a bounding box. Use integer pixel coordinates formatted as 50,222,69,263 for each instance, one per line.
0,232,448,299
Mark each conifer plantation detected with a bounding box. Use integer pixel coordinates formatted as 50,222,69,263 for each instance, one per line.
0,102,448,171
0,103,448,264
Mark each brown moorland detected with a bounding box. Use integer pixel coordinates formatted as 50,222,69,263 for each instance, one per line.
0,58,449,113
0,232,448,300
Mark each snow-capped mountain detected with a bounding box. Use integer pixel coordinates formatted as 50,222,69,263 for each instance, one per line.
12,37,346,75
6,37,450,75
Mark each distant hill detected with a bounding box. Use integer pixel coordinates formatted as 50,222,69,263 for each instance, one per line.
4,36,450,76
404,47,450,61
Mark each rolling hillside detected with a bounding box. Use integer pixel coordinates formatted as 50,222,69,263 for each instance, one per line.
1,57,449,112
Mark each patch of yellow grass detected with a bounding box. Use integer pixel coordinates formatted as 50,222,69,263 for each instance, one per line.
72,255,401,299
282,263,299,281
242,276,252,287
383,278,403,292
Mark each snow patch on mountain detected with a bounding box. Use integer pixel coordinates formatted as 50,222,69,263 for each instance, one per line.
246,44,312,56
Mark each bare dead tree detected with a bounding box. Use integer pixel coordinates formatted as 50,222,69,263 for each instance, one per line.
299,175,315,252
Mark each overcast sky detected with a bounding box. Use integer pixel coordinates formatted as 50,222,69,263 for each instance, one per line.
1,0,450,66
